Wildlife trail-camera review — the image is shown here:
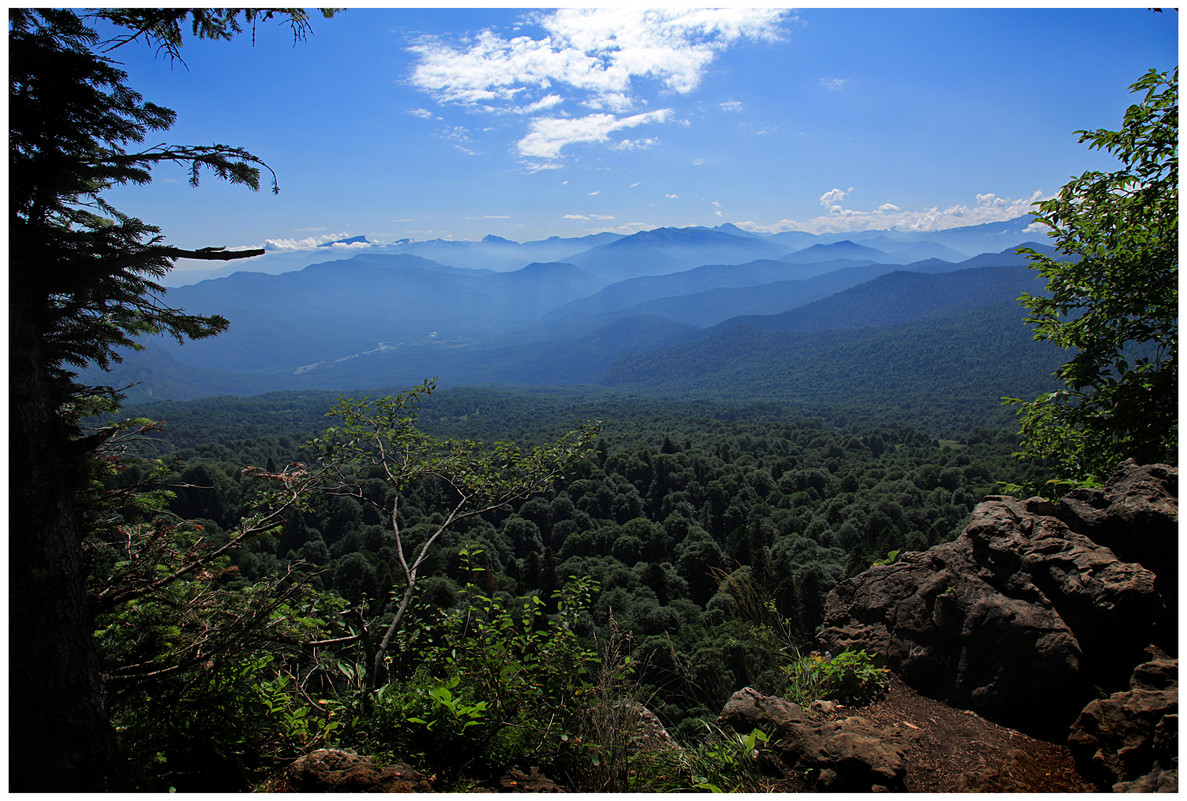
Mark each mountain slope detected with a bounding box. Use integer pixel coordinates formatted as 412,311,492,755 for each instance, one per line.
600,300,1065,419
709,263,1047,335
155,254,607,372
780,240,895,264
564,226,789,281
540,257,872,326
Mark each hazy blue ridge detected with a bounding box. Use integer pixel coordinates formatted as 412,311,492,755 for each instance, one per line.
563,226,791,281
598,300,1066,417
704,263,1048,336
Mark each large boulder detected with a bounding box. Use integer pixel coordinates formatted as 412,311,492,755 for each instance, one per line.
1058,462,1178,650
1068,650,1178,792
718,686,808,732
817,461,1176,736
718,688,908,792
278,749,432,792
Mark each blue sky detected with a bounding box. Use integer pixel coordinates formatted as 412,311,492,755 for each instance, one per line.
96,7,1177,253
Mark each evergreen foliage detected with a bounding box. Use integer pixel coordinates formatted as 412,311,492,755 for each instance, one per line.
8,9,331,790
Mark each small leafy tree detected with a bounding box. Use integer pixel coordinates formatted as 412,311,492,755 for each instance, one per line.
82,409,339,789
1008,67,1177,483
313,379,600,689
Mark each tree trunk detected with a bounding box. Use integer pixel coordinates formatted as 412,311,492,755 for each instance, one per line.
8,292,126,791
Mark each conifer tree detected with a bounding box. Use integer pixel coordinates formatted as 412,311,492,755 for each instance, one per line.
8,9,330,789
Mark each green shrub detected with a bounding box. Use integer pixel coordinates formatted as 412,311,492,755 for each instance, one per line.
342,553,604,785
781,648,889,707
628,723,771,793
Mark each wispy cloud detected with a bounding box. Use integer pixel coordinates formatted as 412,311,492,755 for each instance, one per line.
411,9,787,110
720,100,744,112
741,190,1046,234
563,213,615,221
408,8,789,164
820,77,847,91
610,137,660,151
516,109,673,159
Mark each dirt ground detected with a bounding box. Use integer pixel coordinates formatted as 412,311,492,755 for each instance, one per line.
789,673,1098,792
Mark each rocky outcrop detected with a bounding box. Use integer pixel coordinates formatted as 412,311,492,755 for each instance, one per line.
621,699,683,754
278,749,432,792
1058,462,1178,650
718,688,909,792
1069,649,1178,792
817,460,1176,738
719,686,808,732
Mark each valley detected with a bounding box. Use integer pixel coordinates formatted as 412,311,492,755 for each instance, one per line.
95,215,1065,432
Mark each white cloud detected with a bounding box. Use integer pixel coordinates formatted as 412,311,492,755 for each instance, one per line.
666,193,679,199
692,157,705,166
411,9,787,111
410,108,434,119
819,186,855,208
563,213,615,220
820,77,847,91
523,161,563,172
587,190,600,196
516,109,672,159
511,94,565,115
720,100,744,112
610,137,659,151
740,190,1047,235
409,8,788,165
261,232,369,252
592,221,657,236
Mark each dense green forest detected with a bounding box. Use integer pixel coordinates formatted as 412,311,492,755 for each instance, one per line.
95,385,1051,789
12,4,1172,791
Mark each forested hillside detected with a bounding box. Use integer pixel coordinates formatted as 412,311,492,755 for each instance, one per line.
102,385,1051,790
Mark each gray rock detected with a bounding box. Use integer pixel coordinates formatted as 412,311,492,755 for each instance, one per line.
718,688,906,792
1069,651,1178,792
282,748,432,792
1058,460,1179,650
718,686,807,733
817,461,1175,736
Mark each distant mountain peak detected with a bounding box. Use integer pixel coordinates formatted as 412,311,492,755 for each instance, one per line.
482,234,515,244
317,235,369,248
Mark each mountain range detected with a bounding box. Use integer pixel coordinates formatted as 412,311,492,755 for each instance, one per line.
91,216,1068,424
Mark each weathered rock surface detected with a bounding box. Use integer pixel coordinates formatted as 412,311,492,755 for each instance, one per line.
484,766,563,792
621,699,683,754
1058,462,1179,650
817,460,1176,736
719,686,808,732
718,688,909,792
278,748,432,792
1069,649,1178,792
